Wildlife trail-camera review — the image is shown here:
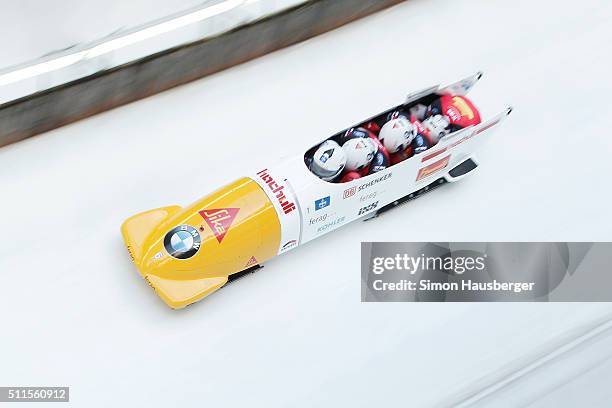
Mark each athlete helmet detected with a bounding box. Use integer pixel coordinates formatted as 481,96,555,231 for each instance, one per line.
342,137,377,172
309,140,347,181
422,114,451,141
340,127,371,145
428,95,481,128
378,116,417,153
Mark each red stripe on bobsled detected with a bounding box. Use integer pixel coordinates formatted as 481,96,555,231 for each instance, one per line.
421,147,448,162
416,155,451,181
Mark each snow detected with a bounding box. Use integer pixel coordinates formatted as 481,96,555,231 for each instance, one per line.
1,0,612,406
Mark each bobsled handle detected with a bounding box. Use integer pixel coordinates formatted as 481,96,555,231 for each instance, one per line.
438,71,484,96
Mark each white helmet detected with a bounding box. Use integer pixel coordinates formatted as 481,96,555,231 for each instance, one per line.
378,116,417,153
342,137,377,172
423,114,451,142
310,140,347,181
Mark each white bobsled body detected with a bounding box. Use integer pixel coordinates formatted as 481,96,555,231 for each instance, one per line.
250,72,512,255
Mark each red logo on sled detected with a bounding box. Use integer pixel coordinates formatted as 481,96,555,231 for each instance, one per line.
343,186,357,199
416,155,450,182
256,169,297,215
199,208,240,243
245,256,258,268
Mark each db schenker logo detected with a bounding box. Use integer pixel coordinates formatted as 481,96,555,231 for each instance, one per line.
164,225,202,259
343,186,357,199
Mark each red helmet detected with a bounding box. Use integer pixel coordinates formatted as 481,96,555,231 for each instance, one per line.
428,95,481,128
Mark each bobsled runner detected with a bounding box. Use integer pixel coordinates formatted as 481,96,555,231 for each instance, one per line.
121,72,512,309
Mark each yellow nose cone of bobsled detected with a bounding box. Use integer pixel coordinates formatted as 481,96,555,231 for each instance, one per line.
121,178,281,309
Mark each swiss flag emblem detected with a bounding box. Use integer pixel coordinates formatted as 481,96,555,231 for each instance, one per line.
199,208,240,243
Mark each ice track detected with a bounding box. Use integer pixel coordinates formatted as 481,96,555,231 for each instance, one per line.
1,0,612,406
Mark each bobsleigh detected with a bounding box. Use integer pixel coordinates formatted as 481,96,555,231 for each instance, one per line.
121,72,512,309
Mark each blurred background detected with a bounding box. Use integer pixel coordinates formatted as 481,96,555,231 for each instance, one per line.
1,0,212,68
0,0,394,144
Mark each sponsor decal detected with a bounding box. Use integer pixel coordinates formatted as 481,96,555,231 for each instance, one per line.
343,186,357,199
357,172,392,192
256,169,297,215
359,192,378,202
309,214,329,225
281,240,298,252
199,208,239,243
317,216,346,234
451,96,475,120
315,196,331,211
245,256,258,268
344,173,392,199
416,155,450,182
358,201,379,216
163,225,201,259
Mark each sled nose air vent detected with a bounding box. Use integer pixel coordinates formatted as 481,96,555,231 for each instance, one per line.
448,158,478,178
126,245,135,262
